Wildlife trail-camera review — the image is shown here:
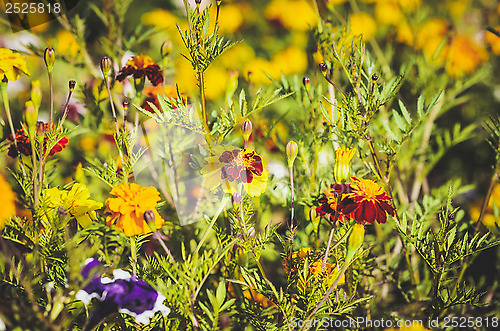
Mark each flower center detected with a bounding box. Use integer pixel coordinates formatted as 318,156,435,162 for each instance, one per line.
354,179,383,200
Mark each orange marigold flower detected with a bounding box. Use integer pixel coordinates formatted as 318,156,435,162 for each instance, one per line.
7,123,69,158
104,183,164,236
201,145,269,197
338,177,395,224
0,173,16,228
116,54,164,86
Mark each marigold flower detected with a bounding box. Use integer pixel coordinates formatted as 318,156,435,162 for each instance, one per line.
0,174,16,228
43,183,102,227
445,34,488,78
201,145,269,197
0,48,29,81
104,183,164,236
338,177,395,224
334,146,356,183
140,85,186,114
7,123,69,158
315,183,354,223
116,54,164,86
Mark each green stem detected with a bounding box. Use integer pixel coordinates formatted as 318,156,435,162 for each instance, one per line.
48,71,54,124
194,196,230,255
130,236,138,276
1,82,27,177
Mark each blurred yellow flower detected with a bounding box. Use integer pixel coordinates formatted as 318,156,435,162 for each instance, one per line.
396,21,414,46
210,3,244,34
265,0,318,31
243,57,280,85
486,26,500,55
0,174,16,228
446,0,470,19
445,34,488,78
175,57,198,92
271,46,308,76
385,326,430,331
397,0,421,11
141,9,178,30
105,183,164,236
470,184,500,229
44,183,102,227
348,12,377,41
53,30,81,60
415,18,450,62
205,65,228,100
375,1,403,26
217,42,256,69
0,48,29,81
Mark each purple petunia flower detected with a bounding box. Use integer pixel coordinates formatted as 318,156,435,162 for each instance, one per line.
76,259,169,330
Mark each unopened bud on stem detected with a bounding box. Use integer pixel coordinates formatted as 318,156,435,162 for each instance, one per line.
286,140,298,169
100,56,112,79
44,47,55,73
69,80,76,92
242,119,252,142
161,41,173,58
25,100,37,140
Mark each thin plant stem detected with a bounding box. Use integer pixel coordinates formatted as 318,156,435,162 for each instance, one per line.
1,82,27,176
194,196,230,255
288,165,295,276
48,72,54,124
57,89,74,130
154,230,176,264
104,76,126,180
130,236,137,276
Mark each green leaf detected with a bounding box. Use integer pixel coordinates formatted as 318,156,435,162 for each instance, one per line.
398,99,412,125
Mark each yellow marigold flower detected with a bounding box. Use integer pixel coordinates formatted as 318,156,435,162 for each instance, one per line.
209,3,244,34
53,30,81,60
243,57,280,85
415,18,450,62
0,48,29,81
201,145,269,197
265,0,318,32
142,9,178,30
348,12,377,41
446,0,469,19
486,26,500,55
396,21,414,46
271,46,308,76
105,183,164,236
218,42,255,69
375,1,403,26
445,34,488,78
334,147,356,183
0,174,16,228
470,184,500,229
205,65,228,100
44,183,102,227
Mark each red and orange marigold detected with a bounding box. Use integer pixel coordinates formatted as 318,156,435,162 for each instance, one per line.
116,54,164,86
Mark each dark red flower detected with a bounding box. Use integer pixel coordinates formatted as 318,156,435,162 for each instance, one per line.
8,123,69,158
337,177,395,224
116,55,164,86
315,185,353,223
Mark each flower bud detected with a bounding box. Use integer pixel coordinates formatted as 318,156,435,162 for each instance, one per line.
319,63,328,76
69,80,76,92
30,80,42,111
347,223,365,262
75,162,85,183
242,119,252,142
44,47,55,73
100,56,112,79
334,147,356,183
36,121,46,143
302,76,310,93
144,209,156,231
286,140,298,169
232,192,242,205
372,74,378,81
161,41,173,58
195,0,202,4
25,100,38,140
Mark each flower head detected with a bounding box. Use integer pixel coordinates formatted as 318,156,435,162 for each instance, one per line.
334,147,356,182
76,259,170,330
338,177,395,224
201,145,269,197
0,48,29,81
104,183,164,236
315,183,354,223
0,174,16,228
7,123,69,158
43,183,102,227
116,54,164,86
